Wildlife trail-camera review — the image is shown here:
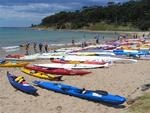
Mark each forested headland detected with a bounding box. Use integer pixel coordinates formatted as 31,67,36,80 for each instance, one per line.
33,0,150,31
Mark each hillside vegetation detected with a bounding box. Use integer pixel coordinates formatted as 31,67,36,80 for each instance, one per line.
35,0,150,31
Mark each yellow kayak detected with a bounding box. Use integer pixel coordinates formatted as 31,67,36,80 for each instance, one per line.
21,68,62,81
0,62,29,67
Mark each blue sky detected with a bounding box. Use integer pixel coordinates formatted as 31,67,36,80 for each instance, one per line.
0,0,129,27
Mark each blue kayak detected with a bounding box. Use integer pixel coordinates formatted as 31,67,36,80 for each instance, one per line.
113,50,149,56
0,59,5,64
7,72,37,95
33,80,126,105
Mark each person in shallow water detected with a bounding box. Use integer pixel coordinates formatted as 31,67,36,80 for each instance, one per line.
39,43,43,53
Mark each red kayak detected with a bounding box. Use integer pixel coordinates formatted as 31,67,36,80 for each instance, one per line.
24,66,91,75
6,54,24,58
51,59,107,65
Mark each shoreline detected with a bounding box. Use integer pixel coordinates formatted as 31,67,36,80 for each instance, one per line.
31,27,150,36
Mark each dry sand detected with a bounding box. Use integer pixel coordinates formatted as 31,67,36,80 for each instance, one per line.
0,53,150,113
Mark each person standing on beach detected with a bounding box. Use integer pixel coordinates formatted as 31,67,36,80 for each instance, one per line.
96,37,99,44
33,42,37,53
39,43,43,53
25,43,30,55
45,43,48,53
72,39,75,46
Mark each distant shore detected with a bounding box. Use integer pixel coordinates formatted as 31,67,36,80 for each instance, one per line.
31,27,150,37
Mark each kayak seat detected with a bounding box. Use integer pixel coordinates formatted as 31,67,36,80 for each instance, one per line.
61,87,69,91
50,58,54,60
78,88,86,94
94,90,108,95
53,83,59,85
30,70,37,74
15,76,25,83
0,60,6,64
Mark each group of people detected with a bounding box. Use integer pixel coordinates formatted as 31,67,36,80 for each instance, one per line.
25,42,48,55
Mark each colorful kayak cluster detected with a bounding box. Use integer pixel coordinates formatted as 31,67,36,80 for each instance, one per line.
2,37,150,105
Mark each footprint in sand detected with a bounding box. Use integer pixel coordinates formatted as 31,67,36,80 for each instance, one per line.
56,105,62,113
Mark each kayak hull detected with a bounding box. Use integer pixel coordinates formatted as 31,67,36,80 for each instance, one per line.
7,72,37,95
51,59,107,65
34,63,108,69
21,68,62,81
33,81,126,105
24,66,91,75
0,62,29,67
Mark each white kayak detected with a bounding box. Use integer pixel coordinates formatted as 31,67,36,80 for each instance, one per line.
34,63,109,69
57,55,137,64
1,46,20,52
68,52,115,56
139,55,150,60
5,54,39,61
37,52,67,59
1,46,20,50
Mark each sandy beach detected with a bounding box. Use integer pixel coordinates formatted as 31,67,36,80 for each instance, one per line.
0,51,150,113
1,0,150,112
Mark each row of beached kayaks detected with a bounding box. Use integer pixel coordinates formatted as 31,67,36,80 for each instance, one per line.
4,49,150,62
7,72,126,105
4,53,139,64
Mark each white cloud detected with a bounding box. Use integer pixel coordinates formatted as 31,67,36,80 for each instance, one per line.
0,2,82,26
0,3,73,19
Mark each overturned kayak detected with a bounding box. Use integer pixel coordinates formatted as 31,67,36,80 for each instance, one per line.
21,68,62,81
24,66,91,75
33,81,126,105
7,72,37,95
34,63,108,69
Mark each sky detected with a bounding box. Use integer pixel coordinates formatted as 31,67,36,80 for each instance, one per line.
0,0,129,27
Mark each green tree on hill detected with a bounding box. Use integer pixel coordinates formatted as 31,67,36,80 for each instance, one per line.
39,0,150,31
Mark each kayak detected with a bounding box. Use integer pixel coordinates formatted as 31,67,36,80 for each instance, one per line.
5,54,39,61
137,55,150,60
51,59,107,65
21,68,62,81
6,54,24,58
7,71,37,95
0,61,29,67
37,52,66,59
54,55,137,63
113,50,149,56
34,63,108,69
1,46,20,52
68,52,115,56
2,46,20,50
24,66,91,75
33,81,126,105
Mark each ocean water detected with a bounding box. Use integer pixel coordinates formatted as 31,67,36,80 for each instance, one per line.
0,27,119,47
